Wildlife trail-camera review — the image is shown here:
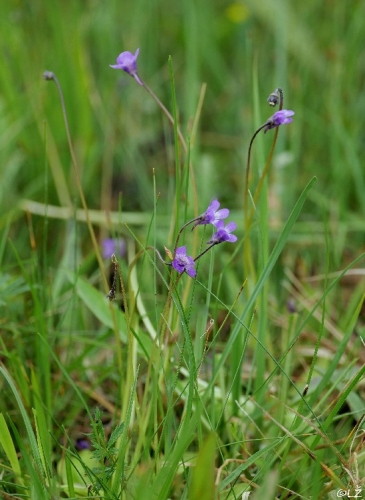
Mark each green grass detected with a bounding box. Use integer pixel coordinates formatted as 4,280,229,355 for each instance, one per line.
1,0,365,499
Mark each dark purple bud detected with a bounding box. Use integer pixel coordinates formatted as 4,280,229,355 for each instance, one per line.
267,88,283,107
43,71,55,81
75,438,90,451
287,298,297,314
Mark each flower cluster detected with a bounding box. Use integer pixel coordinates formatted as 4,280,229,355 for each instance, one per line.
109,49,294,137
107,49,296,281
170,199,237,278
196,199,237,244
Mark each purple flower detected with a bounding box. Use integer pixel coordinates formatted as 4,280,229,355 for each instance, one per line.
171,246,196,278
264,109,294,133
208,220,237,244
75,439,90,451
193,199,229,228
110,49,143,86
102,238,126,259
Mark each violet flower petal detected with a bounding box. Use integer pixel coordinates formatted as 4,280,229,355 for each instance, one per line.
194,199,230,228
171,246,196,278
264,109,294,133
110,48,143,86
208,221,237,244
102,238,126,259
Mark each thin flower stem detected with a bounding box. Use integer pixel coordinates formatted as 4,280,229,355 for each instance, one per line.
278,87,284,110
44,71,123,377
141,80,188,155
247,129,279,227
244,87,284,229
244,122,269,221
247,87,284,227
194,243,217,262
43,71,109,291
146,246,171,266
140,78,199,243
243,87,284,284
158,272,183,337
174,217,202,253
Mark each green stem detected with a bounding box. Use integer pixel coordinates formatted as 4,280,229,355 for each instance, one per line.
43,71,108,291
141,79,188,155
244,122,269,223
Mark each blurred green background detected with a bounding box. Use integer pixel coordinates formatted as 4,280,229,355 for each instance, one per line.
1,2,365,497
0,0,364,264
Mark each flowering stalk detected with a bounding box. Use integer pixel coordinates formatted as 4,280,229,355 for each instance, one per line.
110,48,200,239
142,81,189,155
110,49,188,155
170,212,237,278
173,199,230,253
244,122,270,217
193,243,216,262
43,71,109,292
244,88,294,225
147,246,171,266
243,89,294,283
44,71,124,378
173,217,201,253
249,88,285,221
138,200,237,280
244,88,284,218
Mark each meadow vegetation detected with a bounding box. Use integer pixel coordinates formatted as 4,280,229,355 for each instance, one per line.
0,1,365,498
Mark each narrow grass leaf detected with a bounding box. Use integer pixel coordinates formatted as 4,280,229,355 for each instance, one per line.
204,177,317,399
0,366,45,479
31,370,52,480
218,439,280,491
65,269,152,358
189,433,216,500
0,413,24,486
